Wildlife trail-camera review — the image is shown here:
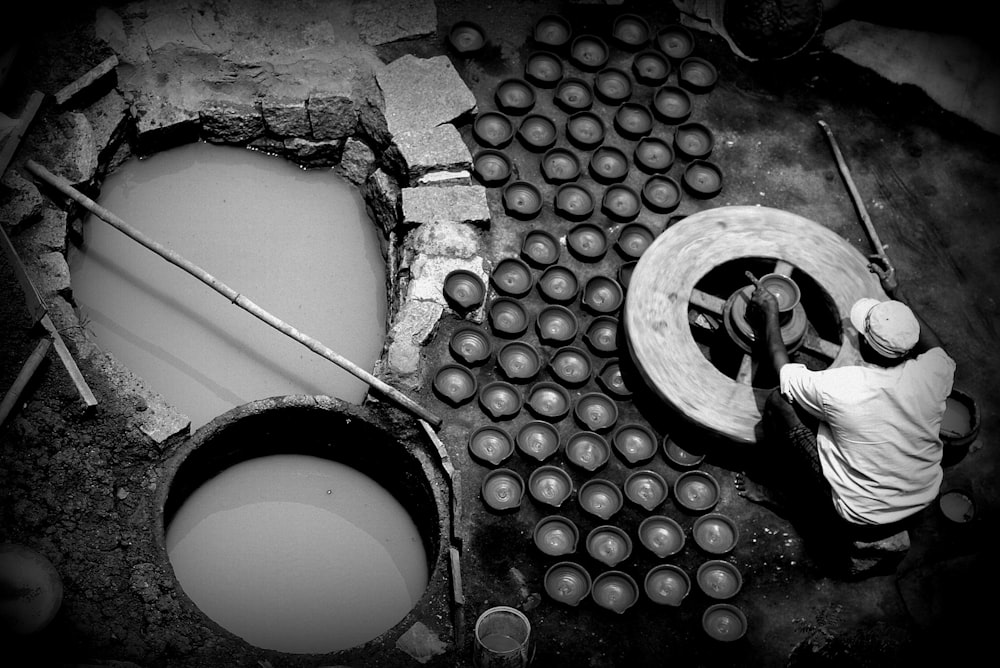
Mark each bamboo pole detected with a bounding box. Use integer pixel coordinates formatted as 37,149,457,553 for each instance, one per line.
818,119,890,262
25,159,443,429
0,338,51,428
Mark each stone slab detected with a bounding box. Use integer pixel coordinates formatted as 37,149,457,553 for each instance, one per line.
377,54,477,137
353,0,437,47
402,185,489,227
394,124,472,180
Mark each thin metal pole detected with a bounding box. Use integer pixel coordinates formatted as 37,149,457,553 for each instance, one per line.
25,159,442,428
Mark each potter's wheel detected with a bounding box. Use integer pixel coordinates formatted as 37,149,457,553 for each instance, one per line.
625,206,885,444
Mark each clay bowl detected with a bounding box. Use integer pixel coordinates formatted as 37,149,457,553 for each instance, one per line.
616,222,655,259
939,489,976,523
468,425,515,466
584,316,620,356
594,67,632,104
574,392,619,433
534,516,580,557
517,114,558,152
566,111,605,149
433,364,478,406
582,276,625,315
634,137,674,174
555,77,594,113
481,468,524,511
591,570,639,614
521,228,561,267
656,24,695,60
565,431,612,472
524,50,564,87
596,359,631,399
652,85,693,124
502,180,543,219
642,175,682,213
682,160,724,199
443,269,486,311
489,297,530,337
448,20,486,54
624,469,669,511
618,261,636,291
673,122,715,159
692,513,740,555
758,272,801,312
941,387,981,450
544,561,591,607
541,147,582,184
536,304,579,345
567,221,609,261
614,103,654,139
490,257,534,298
528,464,574,507
601,184,642,222
538,264,580,304
673,470,721,512
662,436,707,468
644,564,691,607
703,603,748,642
696,559,743,600
632,49,670,85
473,111,514,148
533,14,573,50
449,324,493,365
526,381,572,421
495,77,536,115
549,346,593,388
589,146,629,184
478,380,523,420
497,340,543,382
679,56,718,92
555,183,596,221
570,34,610,71
612,422,658,465
638,515,686,558
612,13,651,50
517,420,561,461
586,525,633,568
473,149,512,186
578,478,623,520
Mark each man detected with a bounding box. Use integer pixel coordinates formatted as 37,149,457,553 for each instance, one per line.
737,256,956,549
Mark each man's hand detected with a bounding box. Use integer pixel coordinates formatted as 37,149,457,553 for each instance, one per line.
867,254,899,298
750,286,779,329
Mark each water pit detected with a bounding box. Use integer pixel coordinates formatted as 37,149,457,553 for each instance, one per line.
156,396,447,655
68,141,387,428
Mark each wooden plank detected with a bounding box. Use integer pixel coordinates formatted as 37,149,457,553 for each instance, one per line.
40,314,98,410
54,55,118,106
689,287,726,316
0,224,47,324
0,90,45,177
0,338,51,428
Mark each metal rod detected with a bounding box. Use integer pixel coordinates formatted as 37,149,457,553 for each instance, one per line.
25,159,443,428
818,119,890,261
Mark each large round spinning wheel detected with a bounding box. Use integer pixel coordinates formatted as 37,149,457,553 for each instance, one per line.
625,206,885,444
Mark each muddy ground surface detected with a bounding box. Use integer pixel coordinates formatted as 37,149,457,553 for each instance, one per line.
3,1,1000,667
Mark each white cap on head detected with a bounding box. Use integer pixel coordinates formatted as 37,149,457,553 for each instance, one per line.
849,298,920,358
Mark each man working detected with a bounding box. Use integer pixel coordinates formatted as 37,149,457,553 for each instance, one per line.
736,256,956,561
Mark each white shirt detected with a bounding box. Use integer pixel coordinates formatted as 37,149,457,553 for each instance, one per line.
779,348,956,525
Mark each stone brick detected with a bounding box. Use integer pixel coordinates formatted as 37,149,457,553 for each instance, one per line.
394,124,473,180
401,185,490,227
309,94,357,141
260,98,311,138
377,54,477,137
336,137,376,185
200,100,265,144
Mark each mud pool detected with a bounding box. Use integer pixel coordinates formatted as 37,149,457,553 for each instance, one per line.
67,142,386,428
166,453,427,654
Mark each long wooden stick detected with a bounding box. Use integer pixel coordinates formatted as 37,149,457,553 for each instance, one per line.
0,338,51,428
818,119,889,261
25,159,443,428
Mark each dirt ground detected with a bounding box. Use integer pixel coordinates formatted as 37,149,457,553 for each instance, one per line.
3,1,999,667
